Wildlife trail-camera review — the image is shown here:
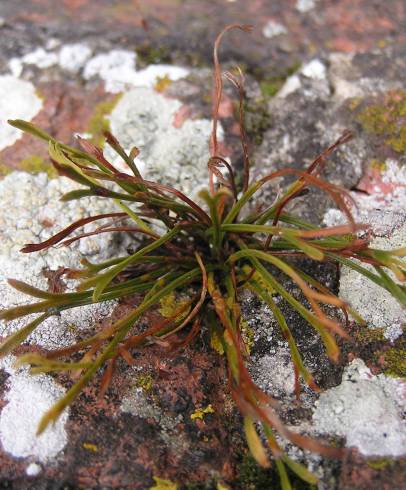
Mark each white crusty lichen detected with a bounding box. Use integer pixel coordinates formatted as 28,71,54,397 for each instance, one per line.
58,43,93,73
262,20,288,39
106,88,216,198
0,76,43,151
0,358,68,462
313,358,406,457
0,172,132,349
300,59,327,81
25,462,42,477
296,0,317,13
83,49,189,93
7,43,189,93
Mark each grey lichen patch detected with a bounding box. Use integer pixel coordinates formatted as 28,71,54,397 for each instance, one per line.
250,348,295,399
313,358,406,457
0,172,132,349
121,387,162,421
106,88,216,198
121,384,187,453
340,223,406,331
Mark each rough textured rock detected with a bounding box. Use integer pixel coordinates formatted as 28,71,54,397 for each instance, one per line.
313,358,406,457
340,224,406,332
0,1,405,78
0,172,128,349
252,43,406,224
0,358,69,463
0,76,42,151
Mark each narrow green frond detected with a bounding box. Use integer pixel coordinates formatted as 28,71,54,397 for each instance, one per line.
0,313,49,357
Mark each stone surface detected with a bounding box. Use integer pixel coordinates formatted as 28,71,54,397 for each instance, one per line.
313,358,406,457
252,43,406,224
0,358,69,463
0,76,42,151
0,1,405,78
0,172,128,349
339,224,406,332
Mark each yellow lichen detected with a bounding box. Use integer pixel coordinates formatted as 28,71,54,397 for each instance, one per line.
159,291,190,319
135,373,154,392
217,483,230,490
83,442,98,452
370,158,387,171
348,97,362,111
150,477,178,490
242,265,275,296
154,74,173,93
241,319,254,355
0,163,12,177
366,459,391,470
87,95,122,147
190,404,215,421
66,324,78,334
20,155,57,178
210,329,225,355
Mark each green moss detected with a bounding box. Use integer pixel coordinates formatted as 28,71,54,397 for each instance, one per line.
20,155,57,178
235,452,318,490
383,347,406,378
236,453,277,490
388,124,406,153
260,78,284,98
357,90,406,154
259,62,301,99
181,483,212,490
87,95,122,147
135,44,172,66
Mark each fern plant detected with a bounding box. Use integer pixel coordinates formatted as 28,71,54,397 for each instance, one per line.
1,25,405,488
